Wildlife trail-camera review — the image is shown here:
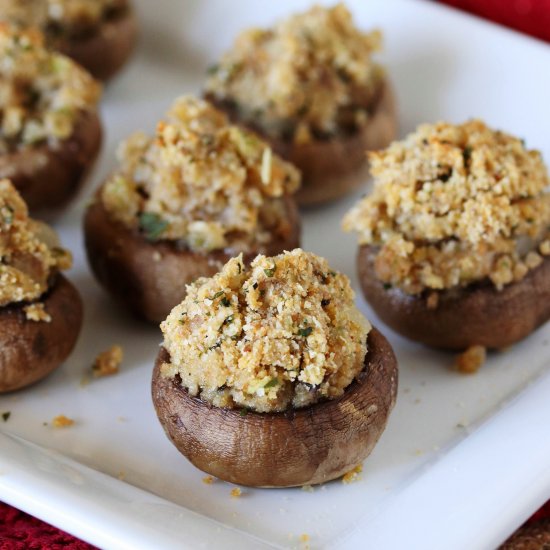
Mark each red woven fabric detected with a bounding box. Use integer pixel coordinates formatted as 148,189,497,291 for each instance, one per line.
0,502,95,550
438,0,550,42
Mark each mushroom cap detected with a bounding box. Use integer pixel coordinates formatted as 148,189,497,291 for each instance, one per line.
208,79,398,206
84,191,301,323
357,244,550,350
0,274,83,393
151,327,398,488
57,5,138,81
0,110,102,214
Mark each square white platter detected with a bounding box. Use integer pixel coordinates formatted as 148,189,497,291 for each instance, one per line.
1,1,550,548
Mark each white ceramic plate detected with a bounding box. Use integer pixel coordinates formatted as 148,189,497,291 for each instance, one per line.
1,1,550,548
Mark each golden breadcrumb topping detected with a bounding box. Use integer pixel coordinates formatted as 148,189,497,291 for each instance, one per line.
0,179,72,306
23,301,50,322
161,249,370,413
92,344,123,377
101,96,300,254
205,3,383,142
0,0,127,36
0,25,100,153
343,120,550,293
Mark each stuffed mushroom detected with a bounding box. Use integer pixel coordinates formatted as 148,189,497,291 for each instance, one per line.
152,249,398,488
0,25,102,213
205,3,397,206
343,119,550,350
0,179,83,392
0,0,137,80
84,96,301,323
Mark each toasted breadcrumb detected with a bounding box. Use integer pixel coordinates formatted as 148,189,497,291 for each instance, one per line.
117,471,126,481
202,476,215,485
0,25,100,153
455,345,487,374
230,487,242,498
1,0,127,34
0,180,72,306
205,4,383,140
344,120,550,294
101,96,299,254
342,464,363,484
301,485,314,493
161,249,370,413
300,534,310,543
92,345,123,377
23,303,51,323
52,414,74,428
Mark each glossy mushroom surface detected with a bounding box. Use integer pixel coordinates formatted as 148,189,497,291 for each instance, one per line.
0,275,83,393
358,245,550,350
152,327,397,488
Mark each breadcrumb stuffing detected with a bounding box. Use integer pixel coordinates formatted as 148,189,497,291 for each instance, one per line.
101,96,300,254
52,414,74,428
343,120,550,294
230,487,242,498
161,249,370,413
342,464,363,484
0,25,100,153
92,345,123,377
23,302,51,322
205,3,384,141
0,180,72,306
455,345,487,374
0,1,128,37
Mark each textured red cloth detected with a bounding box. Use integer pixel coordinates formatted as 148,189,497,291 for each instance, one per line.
438,0,550,42
0,502,95,550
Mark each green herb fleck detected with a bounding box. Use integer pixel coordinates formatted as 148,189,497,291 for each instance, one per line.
298,327,313,338
462,146,473,165
383,283,392,290
264,264,277,277
239,408,248,417
223,315,234,326
221,297,231,307
206,64,219,75
139,212,168,241
264,378,279,389
2,411,10,422
210,291,224,300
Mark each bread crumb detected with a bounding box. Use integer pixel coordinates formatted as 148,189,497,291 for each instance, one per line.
230,487,242,498
23,302,51,322
202,476,215,485
342,464,363,484
300,534,310,543
92,345,123,377
301,485,314,493
117,471,126,481
455,345,487,374
52,415,74,428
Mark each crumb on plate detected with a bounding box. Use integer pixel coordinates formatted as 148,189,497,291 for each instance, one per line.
455,345,487,374
230,487,242,498
202,476,215,485
52,414,74,428
342,464,363,484
92,345,123,377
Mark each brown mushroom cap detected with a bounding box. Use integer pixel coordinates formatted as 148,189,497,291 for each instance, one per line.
151,327,398,488
0,110,102,214
56,6,137,81
208,79,398,206
358,245,550,350
84,192,301,323
0,274,83,393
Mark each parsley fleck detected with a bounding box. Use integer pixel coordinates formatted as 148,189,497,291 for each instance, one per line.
2,411,10,422
239,408,248,417
264,265,277,277
221,297,231,307
298,327,313,337
462,146,473,165
264,378,279,389
222,315,234,326
210,291,224,300
139,212,168,241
